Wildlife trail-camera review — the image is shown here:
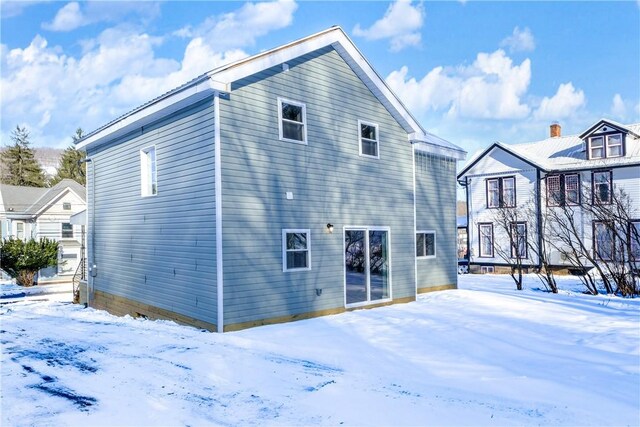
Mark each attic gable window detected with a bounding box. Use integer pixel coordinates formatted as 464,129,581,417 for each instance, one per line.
278,98,307,144
588,133,623,159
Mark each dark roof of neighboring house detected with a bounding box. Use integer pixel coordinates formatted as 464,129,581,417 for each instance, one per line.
0,179,85,216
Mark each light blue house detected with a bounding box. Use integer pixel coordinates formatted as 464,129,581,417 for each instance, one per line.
76,27,466,331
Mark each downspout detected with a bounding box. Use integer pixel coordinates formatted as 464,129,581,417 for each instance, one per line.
213,91,224,332
536,169,543,270
79,157,95,307
465,177,471,266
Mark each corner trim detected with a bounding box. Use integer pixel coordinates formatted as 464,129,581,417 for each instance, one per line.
214,92,224,332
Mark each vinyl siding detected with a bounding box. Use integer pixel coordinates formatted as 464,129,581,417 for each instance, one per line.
415,152,458,289
86,98,218,325
219,46,416,325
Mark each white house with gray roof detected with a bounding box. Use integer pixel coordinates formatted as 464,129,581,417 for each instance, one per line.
458,120,640,273
75,26,466,332
0,179,86,281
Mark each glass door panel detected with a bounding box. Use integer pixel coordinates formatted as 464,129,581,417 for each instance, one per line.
369,230,389,301
345,230,366,304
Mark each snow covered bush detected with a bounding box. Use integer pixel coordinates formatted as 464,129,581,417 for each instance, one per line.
0,238,59,286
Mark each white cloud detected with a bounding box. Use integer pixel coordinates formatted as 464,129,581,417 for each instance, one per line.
1,1,298,147
387,49,531,119
353,0,424,52
42,1,162,32
174,0,297,50
610,93,626,118
534,82,586,120
500,26,535,53
42,2,85,31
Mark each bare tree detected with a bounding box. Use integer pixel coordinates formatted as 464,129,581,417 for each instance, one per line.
491,207,528,290
522,198,558,293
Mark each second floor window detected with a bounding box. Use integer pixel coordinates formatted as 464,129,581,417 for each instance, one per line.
487,177,515,208
359,120,379,158
62,223,74,238
547,173,580,206
592,171,612,204
140,146,157,197
278,98,307,144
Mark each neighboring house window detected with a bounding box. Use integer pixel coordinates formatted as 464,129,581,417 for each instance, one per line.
61,223,74,238
592,171,612,204
479,223,494,257
593,221,614,261
629,221,640,261
510,222,527,258
16,222,24,240
547,173,580,206
282,229,311,271
141,146,157,197
358,120,379,158
278,98,307,144
589,133,623,159
486,177,515,208
63,202,71,210
416,231,436,258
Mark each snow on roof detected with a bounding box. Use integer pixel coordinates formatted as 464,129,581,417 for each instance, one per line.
508,122,640,171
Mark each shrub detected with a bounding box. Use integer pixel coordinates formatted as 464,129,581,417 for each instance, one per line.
0,238,59,286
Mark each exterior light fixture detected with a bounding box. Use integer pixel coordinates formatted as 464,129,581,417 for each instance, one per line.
326,223,334,233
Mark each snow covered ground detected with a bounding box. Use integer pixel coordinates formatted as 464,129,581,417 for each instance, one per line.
1,274,638,426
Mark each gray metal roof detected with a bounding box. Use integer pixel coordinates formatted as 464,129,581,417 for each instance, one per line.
0,179,85,217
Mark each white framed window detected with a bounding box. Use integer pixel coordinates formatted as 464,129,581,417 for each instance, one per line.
606,134,623,157
416,231,436,258
486,177,515,208
282,229,311,271
590,136,604,159
479,223,494,257
278,98,307,144
358,120,379,158
61,223,74,239
16,222,24,240
480,266,495,274
140,146,157,197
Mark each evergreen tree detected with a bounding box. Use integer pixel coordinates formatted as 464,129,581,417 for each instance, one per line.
50,128,86,186
1,125,47,187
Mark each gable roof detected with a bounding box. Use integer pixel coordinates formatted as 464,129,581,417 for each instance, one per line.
458,120,640,179
0,179,86,217
76,26,465,160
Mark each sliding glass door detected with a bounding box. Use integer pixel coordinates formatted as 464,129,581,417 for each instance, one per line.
345,228,390,305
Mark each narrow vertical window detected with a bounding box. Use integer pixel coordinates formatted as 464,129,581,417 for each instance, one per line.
278,98,307,144
564,174,580,205
593,221,614,261
592,171,611,204
502,177,515,207
16,222,24,240
358,120,379,158
282,229,311,271
510,222,527,258
479,224,494,257
487,179,500,208
547,175,562,206
141,146,157,197
416,231,436,258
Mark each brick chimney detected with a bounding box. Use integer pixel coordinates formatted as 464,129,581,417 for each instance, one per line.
550,122,561,138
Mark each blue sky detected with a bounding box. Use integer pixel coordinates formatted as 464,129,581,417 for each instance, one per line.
1,1,639,159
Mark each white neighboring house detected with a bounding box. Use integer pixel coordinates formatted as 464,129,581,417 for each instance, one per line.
457,120,640,273
0,179,86,281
